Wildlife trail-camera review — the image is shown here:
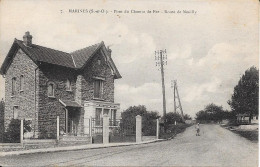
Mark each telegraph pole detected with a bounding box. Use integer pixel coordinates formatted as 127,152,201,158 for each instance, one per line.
171,80,184,121
171,80,176,113
155,49,167,124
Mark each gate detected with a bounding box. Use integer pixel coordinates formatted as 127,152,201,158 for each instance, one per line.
91,118,103,143
91,118,137,143
109,119,136,143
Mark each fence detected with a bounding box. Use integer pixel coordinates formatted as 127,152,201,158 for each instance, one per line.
109,118,136,143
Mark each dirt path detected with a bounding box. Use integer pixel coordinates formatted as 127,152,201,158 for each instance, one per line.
0,124,258,166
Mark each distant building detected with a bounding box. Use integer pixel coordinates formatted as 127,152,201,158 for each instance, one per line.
236,113,258,124
0,32,122,138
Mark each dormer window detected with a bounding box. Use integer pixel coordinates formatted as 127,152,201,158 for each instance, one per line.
66,79,72,91
20,75,24,91
12,77,16,95
48,82,55,97
94,80,103,99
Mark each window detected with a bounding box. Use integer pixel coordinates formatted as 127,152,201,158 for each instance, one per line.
13,106,18,119
97,59,101,65
66,79,72,91
20,75,24,91
95,108,102,126
48,83,55,97
94,80,103,99
111,109,116,120
12,77,16,95
110,109,117,126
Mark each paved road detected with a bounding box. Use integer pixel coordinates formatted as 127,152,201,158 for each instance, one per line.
0,124,258,166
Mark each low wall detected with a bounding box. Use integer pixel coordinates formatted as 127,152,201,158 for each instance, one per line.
142,136,156,142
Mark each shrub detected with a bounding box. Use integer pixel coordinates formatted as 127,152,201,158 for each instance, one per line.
3,119,33,143
160,123,191,139
121,105,160,136
4,119,21,143
38,128,56,139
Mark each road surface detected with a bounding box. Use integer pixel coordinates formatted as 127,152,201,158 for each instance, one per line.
0,124,258,166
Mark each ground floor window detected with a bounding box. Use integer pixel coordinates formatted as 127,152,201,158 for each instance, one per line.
13,106,18,119
95,108,102,126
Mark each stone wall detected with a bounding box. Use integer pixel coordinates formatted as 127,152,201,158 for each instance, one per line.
4,49,39,135
0,100,4,142
38,64,77,137
81,50,115,102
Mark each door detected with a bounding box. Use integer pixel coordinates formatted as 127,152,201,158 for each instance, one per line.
67,108,79,136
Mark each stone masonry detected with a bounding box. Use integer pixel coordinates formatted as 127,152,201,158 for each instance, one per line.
4,49,39,134
2,33,119,138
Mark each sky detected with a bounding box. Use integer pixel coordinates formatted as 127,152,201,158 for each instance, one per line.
0,0,259,118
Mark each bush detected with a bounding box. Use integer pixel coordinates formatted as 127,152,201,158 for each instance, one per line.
38,128,56,139
160,123,191,139
3,119,33,143
121,105,160,136
4,119,21,143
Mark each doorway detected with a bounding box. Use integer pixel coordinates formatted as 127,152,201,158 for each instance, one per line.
66,107,80,136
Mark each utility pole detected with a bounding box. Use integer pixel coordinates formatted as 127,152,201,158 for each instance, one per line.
155,49,167,124
171,80,184,121
171,80,176,113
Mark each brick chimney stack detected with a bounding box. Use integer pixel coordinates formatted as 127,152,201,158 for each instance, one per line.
23,31,33,47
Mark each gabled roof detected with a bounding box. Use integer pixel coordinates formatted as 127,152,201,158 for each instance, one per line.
16,39,75,68
70,42,102,68
0,39,121,79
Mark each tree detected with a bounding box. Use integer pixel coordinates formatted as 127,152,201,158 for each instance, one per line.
121,105,160,136
183,114,192,120
228,67,259,123
195,103,231,123
163,112,183,126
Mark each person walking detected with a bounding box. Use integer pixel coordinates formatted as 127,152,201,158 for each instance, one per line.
195,123,200,136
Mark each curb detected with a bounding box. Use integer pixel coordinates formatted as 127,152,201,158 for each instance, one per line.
0,139,166,157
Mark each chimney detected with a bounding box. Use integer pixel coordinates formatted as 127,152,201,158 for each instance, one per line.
23,31,33,47
107,46,112,56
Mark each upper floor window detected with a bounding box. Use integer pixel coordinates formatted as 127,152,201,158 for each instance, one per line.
66,79,72,91
20,75,24,91
94,80,103,99
12,77,16,95
48,83,55,97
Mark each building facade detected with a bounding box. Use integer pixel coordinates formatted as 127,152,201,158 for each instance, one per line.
0,32,122,138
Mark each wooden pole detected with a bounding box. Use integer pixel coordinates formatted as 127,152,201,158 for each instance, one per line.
156,118,160,139
20,119,24,145
160,51,167,122
65,109,68,135
57,116,59,140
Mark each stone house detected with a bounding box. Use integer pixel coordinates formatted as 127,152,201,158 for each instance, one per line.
0,32,122,138
0,100,4,142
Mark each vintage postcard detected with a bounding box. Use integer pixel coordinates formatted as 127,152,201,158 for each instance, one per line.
0,0,258,166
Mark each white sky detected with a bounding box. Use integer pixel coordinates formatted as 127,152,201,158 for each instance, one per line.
0,0,258,118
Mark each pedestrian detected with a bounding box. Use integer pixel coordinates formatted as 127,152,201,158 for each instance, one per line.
195,123,200,136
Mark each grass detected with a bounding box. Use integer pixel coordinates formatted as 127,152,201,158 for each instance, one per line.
220,122,258,143
160,123,192,139
231,129,258,142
